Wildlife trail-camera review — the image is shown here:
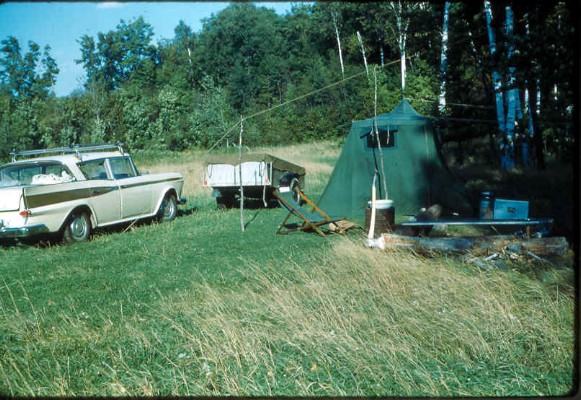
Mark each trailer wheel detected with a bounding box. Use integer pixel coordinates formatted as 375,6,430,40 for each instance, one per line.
216,194,235,209
216,198,226,209
289,177,303,204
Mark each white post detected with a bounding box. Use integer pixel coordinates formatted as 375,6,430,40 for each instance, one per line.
238,117,245,232
367,172,377,240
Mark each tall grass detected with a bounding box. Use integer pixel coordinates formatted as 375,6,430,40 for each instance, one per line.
0,237,574,396
0,141,576,396
154,238,574,396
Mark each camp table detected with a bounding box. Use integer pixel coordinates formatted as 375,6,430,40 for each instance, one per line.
399,217,554,238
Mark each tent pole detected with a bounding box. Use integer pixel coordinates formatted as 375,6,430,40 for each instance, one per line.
368,171,378,240
373,67,389,199
238,117,245,232
424,124,432,205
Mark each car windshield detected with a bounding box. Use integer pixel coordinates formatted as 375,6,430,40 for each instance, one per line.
0,162,75,187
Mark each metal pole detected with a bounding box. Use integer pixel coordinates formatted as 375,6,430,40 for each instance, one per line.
238,117,245,232
373,67,388,199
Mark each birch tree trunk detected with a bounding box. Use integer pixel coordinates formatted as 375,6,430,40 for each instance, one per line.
536,79,541,117
389,0,410,93
438,1,450,114
503,5,517,169
377,30,385,69
524,11,543,169
357,31,370,81
485,0,513,169
399,31,407,93
331,11,345,79
484,1,505,135
523,84,535,167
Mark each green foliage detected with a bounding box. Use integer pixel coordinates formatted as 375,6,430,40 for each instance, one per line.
0,2,575,162
117,86,155,149
77,17,157,91
189,76,233,149
196,3,286,113
0,36,59,99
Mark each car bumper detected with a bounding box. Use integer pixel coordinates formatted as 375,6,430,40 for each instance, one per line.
177,197,187,205
0,224,50,238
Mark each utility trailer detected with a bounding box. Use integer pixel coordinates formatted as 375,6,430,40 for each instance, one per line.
202,153,306,208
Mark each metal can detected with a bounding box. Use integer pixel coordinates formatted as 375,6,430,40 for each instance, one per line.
479,191,494,219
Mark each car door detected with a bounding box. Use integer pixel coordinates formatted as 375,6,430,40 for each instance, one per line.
108,157,152,219
78,158,121,224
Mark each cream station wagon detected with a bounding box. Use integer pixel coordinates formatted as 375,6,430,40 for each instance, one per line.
0,143,185,243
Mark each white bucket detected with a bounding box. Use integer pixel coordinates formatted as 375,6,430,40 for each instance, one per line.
368,199,394,210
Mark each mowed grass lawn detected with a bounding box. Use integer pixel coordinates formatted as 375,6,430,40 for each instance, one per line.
0,142,576,397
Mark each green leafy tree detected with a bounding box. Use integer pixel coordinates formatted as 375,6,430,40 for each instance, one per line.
117,86,151,148
196,3,285,112
156,85,186,150
0,1,572,158
0,36,59,151
77,17,157,90
0,36,59,99
157,21,197,91
189,75,233,148
0,36,25,97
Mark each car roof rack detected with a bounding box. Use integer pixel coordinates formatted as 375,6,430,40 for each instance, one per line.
10,143,125,162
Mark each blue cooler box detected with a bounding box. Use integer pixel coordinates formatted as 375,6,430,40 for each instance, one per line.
493,199,529,220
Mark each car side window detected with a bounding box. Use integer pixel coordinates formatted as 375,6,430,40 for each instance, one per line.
0,162,75,186
79,159,109,180
0,164,41,186
109,157,137,180
44,163,75,180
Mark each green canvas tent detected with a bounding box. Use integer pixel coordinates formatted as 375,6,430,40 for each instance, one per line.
317,99,472,218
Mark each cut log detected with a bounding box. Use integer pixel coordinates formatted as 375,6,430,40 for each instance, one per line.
381,234,569,257
329,220,358,234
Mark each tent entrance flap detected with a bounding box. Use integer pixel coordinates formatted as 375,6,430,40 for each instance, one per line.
317,99,472,218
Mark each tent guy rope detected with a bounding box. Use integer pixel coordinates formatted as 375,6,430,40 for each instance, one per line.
204,57,408,154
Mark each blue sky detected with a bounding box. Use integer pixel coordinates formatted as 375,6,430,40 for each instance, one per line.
0,2,294,97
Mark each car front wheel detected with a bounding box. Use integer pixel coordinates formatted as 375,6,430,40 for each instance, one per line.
63,211,92,243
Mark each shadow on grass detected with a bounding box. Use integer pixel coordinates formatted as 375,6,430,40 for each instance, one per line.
0,206,200,249
178,205,198,217
244,209,263,230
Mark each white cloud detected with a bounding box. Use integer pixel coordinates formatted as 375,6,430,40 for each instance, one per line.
96,2,124,10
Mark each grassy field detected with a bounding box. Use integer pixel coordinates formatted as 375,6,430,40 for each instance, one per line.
0,142,577,396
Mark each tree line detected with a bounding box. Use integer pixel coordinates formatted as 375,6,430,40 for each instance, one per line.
0,2,575,167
